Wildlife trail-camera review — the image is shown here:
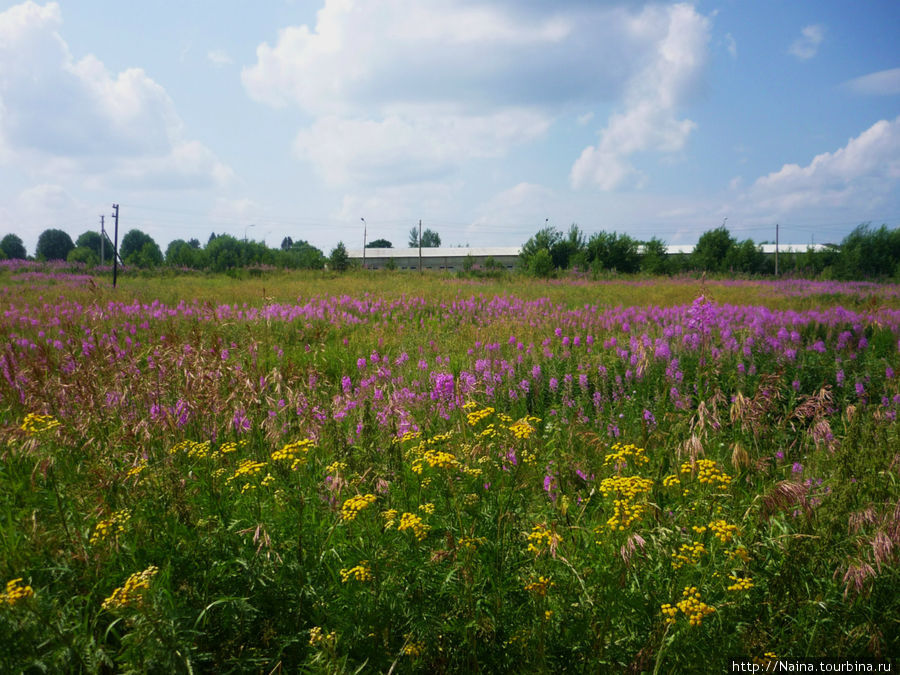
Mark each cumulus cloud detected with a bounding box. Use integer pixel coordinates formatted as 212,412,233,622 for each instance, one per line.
0,1,231,189
745,117,900,213
243,1,713,189
789,24,824,60
294,108,549,185
570,3,710,190
844,67,900,96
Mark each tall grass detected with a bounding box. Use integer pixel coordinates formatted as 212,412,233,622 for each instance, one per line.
1,268,899,672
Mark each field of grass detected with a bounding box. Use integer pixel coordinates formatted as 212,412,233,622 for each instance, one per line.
2,266,900,672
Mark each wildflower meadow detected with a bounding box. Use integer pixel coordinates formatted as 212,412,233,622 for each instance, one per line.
2,264,900,672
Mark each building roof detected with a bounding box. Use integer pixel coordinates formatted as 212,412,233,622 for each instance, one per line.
350,247,522,259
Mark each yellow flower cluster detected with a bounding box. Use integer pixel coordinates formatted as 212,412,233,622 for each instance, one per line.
526,523,562,556
170,440,212,459
101,565,158,611
726,545,750,563
392,430,422,445
401,637,426,657
309,626,336,647
661,587,715,627
662,474,681,487
340,563,373,583
125,460,148,480
599,475,654,500
524,575,554,597
680,459,732,487
219,440,248,454
466,406,495,426
604,442,650,468
270,439,314,470
508,416,540,440
21,412,61,434
341,494,377,521
479,425,499,439
397,512,430,541
671,541,706,569
2,578,34,606
381,509,398,529
607,499,646,531
727,574,754,592
90,508,132,546
227,459,267,484
709,519,739,543
458,536,486,551
325,460,348,475
418,502,435,514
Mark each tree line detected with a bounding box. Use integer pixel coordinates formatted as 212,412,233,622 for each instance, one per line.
2,222,900,280
518,223,900,280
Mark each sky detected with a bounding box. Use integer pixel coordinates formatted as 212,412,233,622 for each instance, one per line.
1,0,899,257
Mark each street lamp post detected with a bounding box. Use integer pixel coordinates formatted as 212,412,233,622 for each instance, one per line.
361,218,367,269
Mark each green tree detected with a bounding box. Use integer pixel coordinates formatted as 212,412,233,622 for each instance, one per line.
67,247,98,265
166,239,206,268
409,228,441,247
726,239,764,274
0,233,27,259
367,238,392,248
120,229,159,263
329,241,350,272
76,231,103,259
529,248,554,278
587,231,640,273
519,226,562,271
640,237,669,275
692,226,736,273
280,236,294,251
36,229,75,261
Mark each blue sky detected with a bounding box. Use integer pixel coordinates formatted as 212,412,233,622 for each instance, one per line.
1,0,898,257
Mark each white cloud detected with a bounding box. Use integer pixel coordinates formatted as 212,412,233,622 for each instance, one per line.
744,117,900,213
244,1,714,190
207,49,233,67
844,67,900,96
0,1,231,189
570,3,710,190
294,108,549,186
789,24,824,60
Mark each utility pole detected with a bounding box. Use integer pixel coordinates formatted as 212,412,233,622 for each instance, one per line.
775,223,779,277
361,217,366,270
112,203,119,288
99,215,105,266
418,219,422,273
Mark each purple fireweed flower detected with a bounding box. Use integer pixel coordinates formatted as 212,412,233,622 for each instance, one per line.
776,450,784,460
519,379,530,393
855,382,865,397
792,462,803,475
792,380,801,391
531,364,541,379
887,366,895,379
233,409,251,433
341,375,352,394
836,369,845,386
549,377,559,391
643,409,656,427
357,357,366,369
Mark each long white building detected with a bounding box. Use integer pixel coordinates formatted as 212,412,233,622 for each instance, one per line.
348,244,831,271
